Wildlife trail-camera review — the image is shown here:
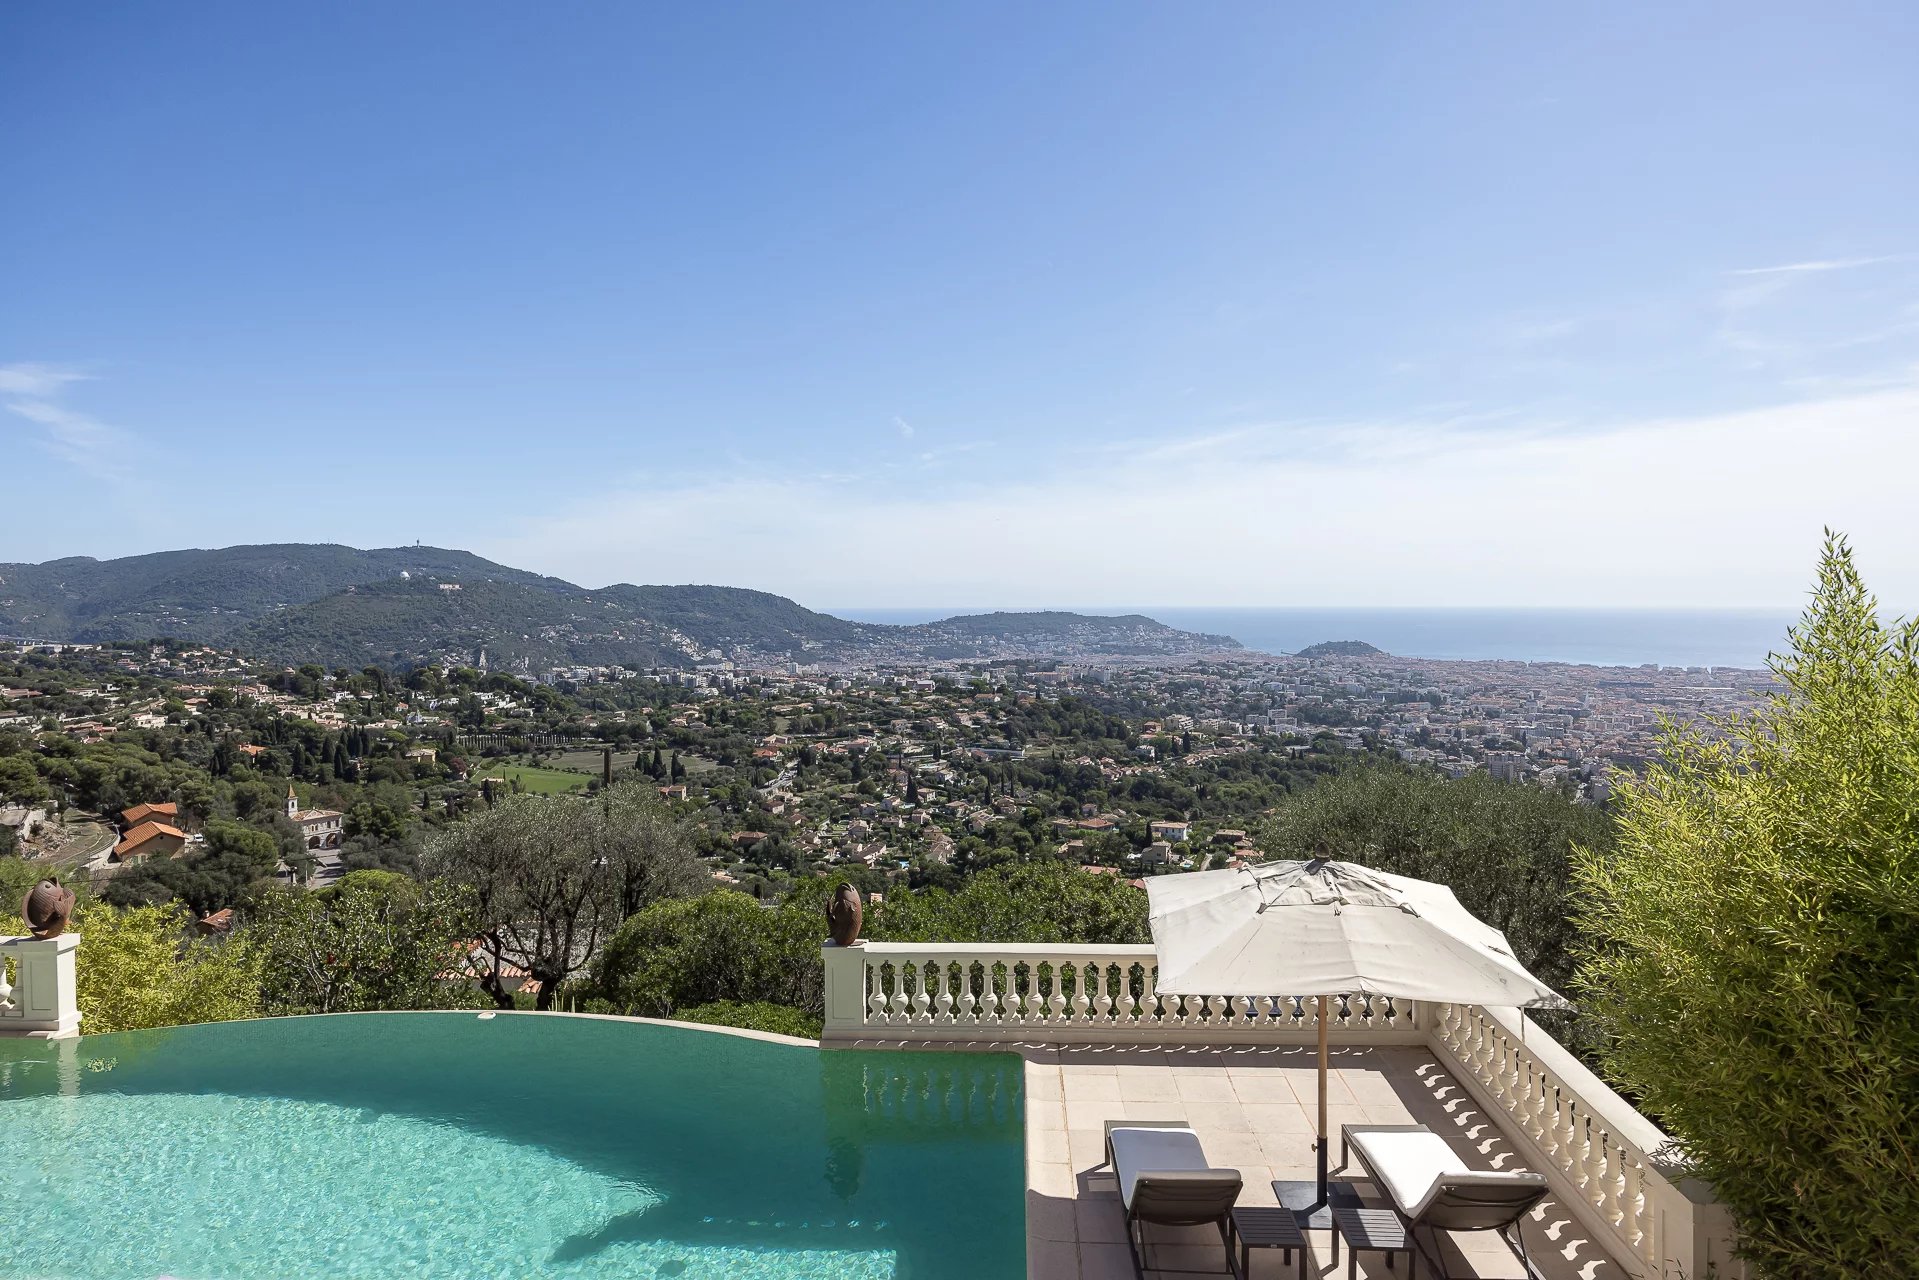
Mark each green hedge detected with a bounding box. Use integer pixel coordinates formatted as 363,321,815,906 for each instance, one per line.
672,1000,822,1040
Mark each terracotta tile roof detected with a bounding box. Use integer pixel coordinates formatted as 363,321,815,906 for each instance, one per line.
120,802,179,825
113,821,186,857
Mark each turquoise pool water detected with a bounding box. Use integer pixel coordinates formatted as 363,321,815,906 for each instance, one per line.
0,1014,1025,1279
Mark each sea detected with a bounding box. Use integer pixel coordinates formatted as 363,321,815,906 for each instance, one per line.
830,607,1804,671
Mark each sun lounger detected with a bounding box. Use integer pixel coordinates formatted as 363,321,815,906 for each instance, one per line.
1104,1120,1245,1279
1338,1124,1549,1279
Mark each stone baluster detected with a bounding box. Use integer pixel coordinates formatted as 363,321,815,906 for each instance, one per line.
905,960,929,1022
1521,1059,1550,1143
866,958,889,1025
956,960,980,1025
1579,1113,1607,1209
1047,964,1068,1022
985,961,1004,1024
1090,961,1113,1023
1600,1137,1626,1229
1493,1029,1520,1115
1623,1157,1651,1265
1470,1009,1496,1084
1119,961,1140,1023
933,959,955,1024
1073,962,1094,1023
1551,1087,1579,1176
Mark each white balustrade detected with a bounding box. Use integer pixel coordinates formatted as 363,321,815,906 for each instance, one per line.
823,941,1427,1047
1429,1001,1746,1280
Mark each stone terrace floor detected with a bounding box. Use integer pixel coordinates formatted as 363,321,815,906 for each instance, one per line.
1019,1043,1629,1280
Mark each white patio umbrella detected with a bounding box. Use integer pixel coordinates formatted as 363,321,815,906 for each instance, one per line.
1145,858,1566,1211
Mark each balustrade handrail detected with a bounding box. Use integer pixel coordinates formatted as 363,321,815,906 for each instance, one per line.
855,941,1157,959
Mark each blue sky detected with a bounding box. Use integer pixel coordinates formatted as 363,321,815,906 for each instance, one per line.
4,3,1917,608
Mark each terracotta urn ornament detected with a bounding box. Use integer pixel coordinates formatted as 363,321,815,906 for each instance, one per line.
22,877,76,940
826,881,863,946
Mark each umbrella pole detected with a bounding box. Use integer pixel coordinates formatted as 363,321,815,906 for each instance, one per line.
1316,993,1329,1204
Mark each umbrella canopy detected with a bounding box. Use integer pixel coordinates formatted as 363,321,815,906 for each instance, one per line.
1146,858,1564,1008
1145,857,1565,1216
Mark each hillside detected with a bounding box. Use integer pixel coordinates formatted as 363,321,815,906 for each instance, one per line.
0,544,551,643
235,577,691,671
0,543,1240,669
1295,640,1386,658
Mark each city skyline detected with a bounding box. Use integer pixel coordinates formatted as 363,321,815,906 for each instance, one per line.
5,4,1918,606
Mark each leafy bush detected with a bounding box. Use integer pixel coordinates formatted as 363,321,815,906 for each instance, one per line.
590,890,823,1018
672,1000,822,1040
70,903,260,1034
1575,534,1919,1279
245,873,484,1015
869,861,1148,945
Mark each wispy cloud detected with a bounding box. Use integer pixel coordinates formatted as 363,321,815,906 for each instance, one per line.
0,363,90,398
1,362,136,483
1728,254,1911,277
479,384,1919,610
893,416,915,439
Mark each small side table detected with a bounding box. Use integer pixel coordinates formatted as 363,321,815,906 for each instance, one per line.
1228,1205,1307,1280
1330,1206,1414,1280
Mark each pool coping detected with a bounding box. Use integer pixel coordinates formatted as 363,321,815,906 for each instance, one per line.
190,1007,830,1049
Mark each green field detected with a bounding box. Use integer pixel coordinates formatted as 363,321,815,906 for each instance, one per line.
548,747,719,776
477,763,591,795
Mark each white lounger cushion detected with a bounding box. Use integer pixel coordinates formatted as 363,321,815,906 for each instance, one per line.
1109,1125,1210,1210
1347,1127,1543,1220
1348,1128,1468,1214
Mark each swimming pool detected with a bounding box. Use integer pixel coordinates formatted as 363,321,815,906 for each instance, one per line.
0,1013,1026,1279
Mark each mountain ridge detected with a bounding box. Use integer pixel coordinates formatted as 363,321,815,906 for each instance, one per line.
0,543,1241,669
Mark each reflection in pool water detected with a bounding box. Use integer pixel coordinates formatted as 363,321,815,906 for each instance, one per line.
0,1013,1025,1279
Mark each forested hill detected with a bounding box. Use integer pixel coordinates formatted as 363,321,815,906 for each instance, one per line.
1294,640,1386,658
0,543,1240,669
0,544,554,643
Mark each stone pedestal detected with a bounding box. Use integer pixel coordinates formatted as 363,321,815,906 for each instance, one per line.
821,940,868,1038
0,932,82,1039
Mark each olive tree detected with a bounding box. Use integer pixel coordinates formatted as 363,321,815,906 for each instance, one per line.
1575,533,1919,1279
422,782,703,1010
